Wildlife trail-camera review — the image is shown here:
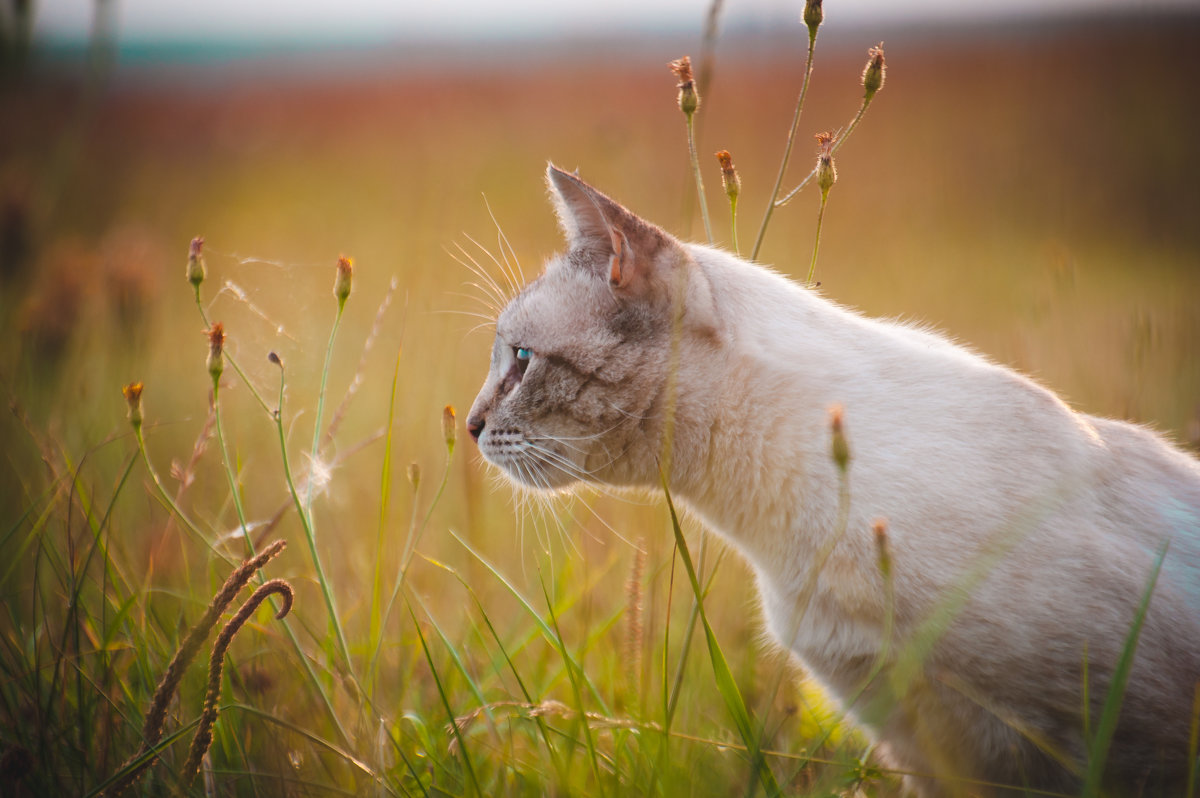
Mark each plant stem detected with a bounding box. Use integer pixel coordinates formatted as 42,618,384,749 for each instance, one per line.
686,113,714,245
805,191,829,286
751,31,817,262
775,96,872,209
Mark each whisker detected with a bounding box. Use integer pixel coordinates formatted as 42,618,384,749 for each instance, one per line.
483,194,526,287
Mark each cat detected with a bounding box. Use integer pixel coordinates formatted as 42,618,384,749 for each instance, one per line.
465,164,1200,796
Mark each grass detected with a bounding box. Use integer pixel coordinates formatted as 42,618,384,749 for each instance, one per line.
1,6,1199,797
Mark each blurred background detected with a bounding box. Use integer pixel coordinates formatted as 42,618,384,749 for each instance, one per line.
1,0,1199,792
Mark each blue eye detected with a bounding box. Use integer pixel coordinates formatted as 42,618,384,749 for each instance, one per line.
515,347,532,361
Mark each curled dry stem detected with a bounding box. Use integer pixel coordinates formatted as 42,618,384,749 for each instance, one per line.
104,540,289,796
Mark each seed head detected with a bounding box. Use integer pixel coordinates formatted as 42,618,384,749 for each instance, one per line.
715,150,740,201
872,518,891,577
669,57,699,116
334,255,353,308
407,462,421,491
442,405,457,454
122,381,144,430
186,236,206,289
815,132,837,198
862,43,886,101
829,403,850,473
803,0,823,42
206,322,225,383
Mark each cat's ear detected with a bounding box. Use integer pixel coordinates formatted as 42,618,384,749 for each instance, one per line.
546,163,672,290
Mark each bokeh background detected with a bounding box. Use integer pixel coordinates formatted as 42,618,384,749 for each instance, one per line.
1,0,1199,793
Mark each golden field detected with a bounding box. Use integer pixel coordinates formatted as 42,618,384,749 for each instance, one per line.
0,11,1198,795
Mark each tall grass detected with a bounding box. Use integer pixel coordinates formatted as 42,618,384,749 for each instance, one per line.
1,3,1198,797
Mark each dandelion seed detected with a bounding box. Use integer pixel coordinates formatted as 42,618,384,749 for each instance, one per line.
305,453,333,496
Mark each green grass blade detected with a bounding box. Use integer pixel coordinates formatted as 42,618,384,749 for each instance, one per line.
1081,542,1168,797
660,479,780,797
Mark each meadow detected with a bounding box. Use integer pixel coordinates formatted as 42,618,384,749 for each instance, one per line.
1,8,1199,796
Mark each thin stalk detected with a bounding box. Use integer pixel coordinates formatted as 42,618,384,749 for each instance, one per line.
775,97,872,209
272,365,355,686
213,382,352,748
686,113,714,245
751,31,817,261
728,195,740,255
305,305,344,516
805,192,829,286
368,350,402,695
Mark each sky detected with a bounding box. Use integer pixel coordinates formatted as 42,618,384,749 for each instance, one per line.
33,0,1200,45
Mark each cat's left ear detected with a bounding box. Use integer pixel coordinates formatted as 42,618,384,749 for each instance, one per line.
546,163,675,290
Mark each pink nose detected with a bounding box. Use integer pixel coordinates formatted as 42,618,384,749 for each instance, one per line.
467,417,485,442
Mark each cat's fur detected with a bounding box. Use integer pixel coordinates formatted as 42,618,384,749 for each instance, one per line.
466,165,1200,796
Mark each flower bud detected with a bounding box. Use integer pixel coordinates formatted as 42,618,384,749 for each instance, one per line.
715,150,740,202
122,381,144,431
872,518,891,578
407,462,421,491
803,0,823,42
669,57,699,117
186,236,206,289
206,322,225,383
442,405,457,454
815,132,837,198
862,43,886,102
829,403,850,473
334,254,353,309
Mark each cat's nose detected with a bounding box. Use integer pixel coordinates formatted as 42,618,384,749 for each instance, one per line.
467,416,485,442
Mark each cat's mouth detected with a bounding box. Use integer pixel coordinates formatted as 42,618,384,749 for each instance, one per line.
477,427,583,492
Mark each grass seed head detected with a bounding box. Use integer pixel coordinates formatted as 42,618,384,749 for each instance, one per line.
407,461,421,490
334,254,353,309
669,56,699,116
803,0,823,42
715,150,740,201
872,518,892,577
863,43,886,101
205,322,225,383
829,403,850,473
186,236,206,289
122,381,144,431
815,132,837,198
442,404,457,454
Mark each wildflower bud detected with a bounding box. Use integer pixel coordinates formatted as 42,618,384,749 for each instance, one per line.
862,43,886,102
122,381,144,431
715,150,740,202
803,0,823,41
334,255,353,308
442,405,456,454
815,132,837,198
407,462,421,491
829,404,850,473
186,236,206,289
872,518,891,578
267,351,281,367
669,57,699,116
206,322,225,383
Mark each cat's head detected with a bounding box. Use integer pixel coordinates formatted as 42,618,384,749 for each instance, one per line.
466,164,719,492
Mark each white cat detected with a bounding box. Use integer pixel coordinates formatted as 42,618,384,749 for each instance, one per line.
466,164,1200,796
